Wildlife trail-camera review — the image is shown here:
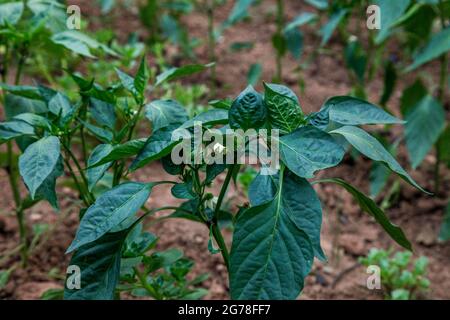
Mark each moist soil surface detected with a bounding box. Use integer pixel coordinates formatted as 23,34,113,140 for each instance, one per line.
0,0,449,300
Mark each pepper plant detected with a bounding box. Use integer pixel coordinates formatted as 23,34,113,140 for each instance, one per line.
37,74,425,299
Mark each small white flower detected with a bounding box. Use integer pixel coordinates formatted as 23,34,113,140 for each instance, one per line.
213,143,225,155
205,196,218,210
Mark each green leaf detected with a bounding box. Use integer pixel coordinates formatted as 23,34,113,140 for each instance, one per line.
330,126,429,193
224,0,257,26
0,1,23,25
19,136,60,199
87,144,114,192
315,178,412,250
305,0,328,9
404,95,445,169
179,109,229,129
0,120,35,143
247,63,262,86
439,202,450,241
320,9,347,46
249,171,326,261
87,139,146,168
34,156,64,209
51,30,118,58
284,12,317,32
145,100,188,132
123,223,157,258
438,125,450,168
67,182,154,253
263,83,304,134
406,26,450,71
344,40,367,83
155,63,214,86
134,56,150,98
82,121,113,143
12,113,51,130
130,126,181,171
0,269,11,289
48,92,72,119
400,79,427,116
89,98,116,129
171,182,196,200
310,96,403,130
230,167,314,299
284,28,303,60
229,85,266,130
380,60,397,106
0,84,43,100
279,126,345,178
64,230,128,300
375,0,411,44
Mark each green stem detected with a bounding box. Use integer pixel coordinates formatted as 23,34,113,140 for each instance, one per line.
62,142,94,204
213,165,238,218
211,165,239,270
211,222,230,270
62,155,89,207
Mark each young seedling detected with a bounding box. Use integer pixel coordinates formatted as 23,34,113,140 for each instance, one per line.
360,248,430,300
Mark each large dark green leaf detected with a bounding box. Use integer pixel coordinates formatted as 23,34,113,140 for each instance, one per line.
130,126,181,171
263,83,304,134
229,85,266,130
18,136,60,199
404,95,445,169
64,230,128,300
406,26,450,71
330,126,429,193
230,167,314,299
89,98,116,129
279,126,345,178
249,171,326,261
87,144,114,192
145,100,188,132
309,96,403,130
315,178,412,250
155,63,214,86
67,182,154,253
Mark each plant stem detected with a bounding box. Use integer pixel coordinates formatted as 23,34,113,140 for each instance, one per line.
211,165,239,270
275,0,284,82
62,156,89,207
213,165,237,218
62,142,94,204
211,222,230,270
434,1,448,194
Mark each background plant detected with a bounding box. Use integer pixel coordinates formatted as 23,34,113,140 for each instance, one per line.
360,248,430,300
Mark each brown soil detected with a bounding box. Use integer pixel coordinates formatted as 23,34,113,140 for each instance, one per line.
1,0,449,300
